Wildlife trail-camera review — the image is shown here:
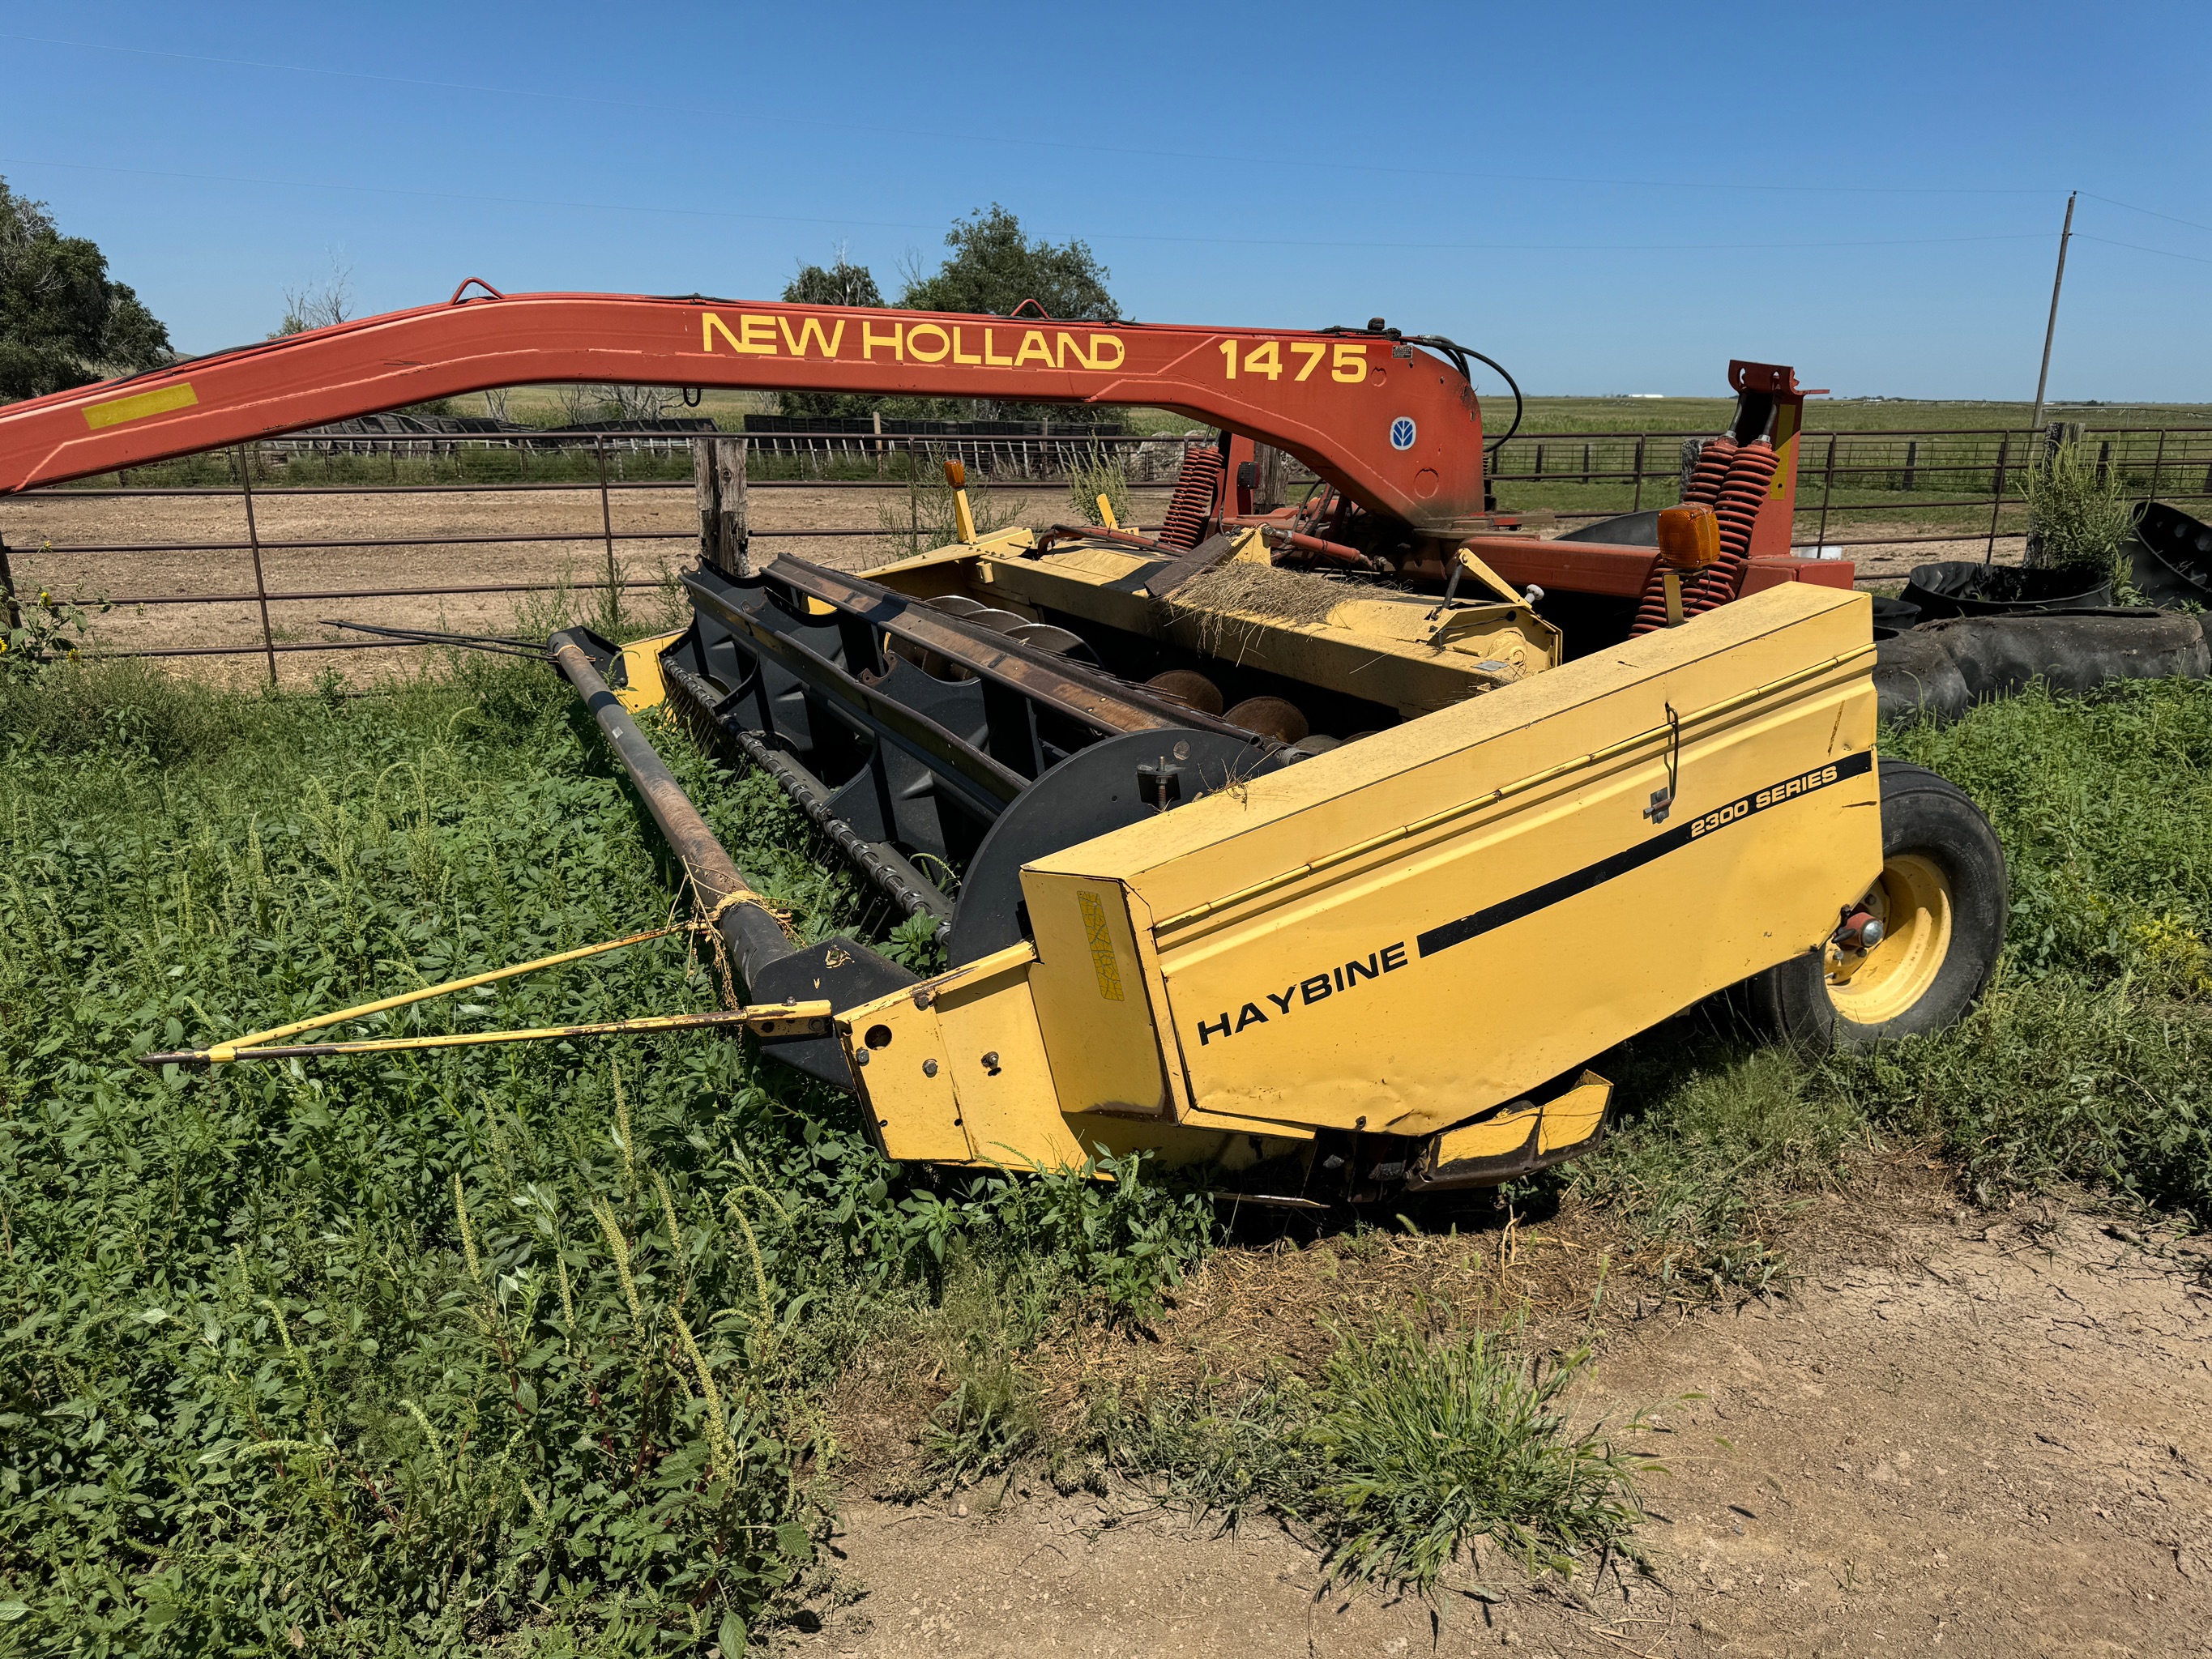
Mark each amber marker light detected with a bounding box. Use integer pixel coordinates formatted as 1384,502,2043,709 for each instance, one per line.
1655,503,1720,625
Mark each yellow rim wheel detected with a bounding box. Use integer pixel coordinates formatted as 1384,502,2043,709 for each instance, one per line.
1825,853,1955,1026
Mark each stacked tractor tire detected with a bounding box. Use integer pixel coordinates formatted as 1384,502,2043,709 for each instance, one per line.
1873,501,2212,726
1874,608,2212,727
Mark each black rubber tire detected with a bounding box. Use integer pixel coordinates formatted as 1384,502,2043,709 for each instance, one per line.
1873,630,1970,729
1927,612,2210,703
1737,760,2007,1054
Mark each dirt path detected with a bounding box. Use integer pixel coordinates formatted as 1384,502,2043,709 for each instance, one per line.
790,1193,2212,1658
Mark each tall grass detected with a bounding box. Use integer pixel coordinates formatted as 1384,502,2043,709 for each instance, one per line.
1063,446,1134,528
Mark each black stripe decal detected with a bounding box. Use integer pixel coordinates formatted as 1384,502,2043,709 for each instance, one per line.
1416,748,1873,959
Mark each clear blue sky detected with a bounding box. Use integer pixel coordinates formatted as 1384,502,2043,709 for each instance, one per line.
4,1,2206,400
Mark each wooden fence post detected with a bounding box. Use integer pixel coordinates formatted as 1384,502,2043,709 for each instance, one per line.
692,436,715,569
0,533,19,632
692,435,751,577
1253,443,1289,511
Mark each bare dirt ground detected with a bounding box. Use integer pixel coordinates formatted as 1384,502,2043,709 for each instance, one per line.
791,1182,2212,1659
2,484,1996,689
0,482,1173,689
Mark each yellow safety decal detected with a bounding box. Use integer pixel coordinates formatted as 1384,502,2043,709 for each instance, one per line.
1078,889,1124,1002
83,382,198,429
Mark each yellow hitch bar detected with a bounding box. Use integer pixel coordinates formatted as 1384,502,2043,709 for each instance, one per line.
136,919,830,1070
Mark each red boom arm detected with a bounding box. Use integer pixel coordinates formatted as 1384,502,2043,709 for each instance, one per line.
0,288,1489,533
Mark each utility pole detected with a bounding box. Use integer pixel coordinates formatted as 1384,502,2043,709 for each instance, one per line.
2027,191,2077,460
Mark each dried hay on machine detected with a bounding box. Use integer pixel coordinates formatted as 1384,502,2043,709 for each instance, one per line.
1162,560,1348,660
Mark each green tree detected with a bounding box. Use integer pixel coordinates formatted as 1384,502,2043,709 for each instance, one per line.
779,256,886,420
897,204,1117,322
899,206,1118,422
0,177,172,402
784,255,884,310
771,215,1121,426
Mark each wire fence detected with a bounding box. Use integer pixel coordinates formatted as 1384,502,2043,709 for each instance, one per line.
1484,424,2212,548
0,433,1185,680
5,424,2207,676
84,425,1209,490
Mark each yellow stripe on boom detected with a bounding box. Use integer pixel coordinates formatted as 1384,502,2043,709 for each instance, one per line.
83,382,199,430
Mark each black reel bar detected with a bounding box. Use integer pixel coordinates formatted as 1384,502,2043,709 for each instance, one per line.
654,555,1284,975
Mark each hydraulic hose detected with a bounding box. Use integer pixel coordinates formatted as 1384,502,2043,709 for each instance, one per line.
1320,325,1523,457
1407,335,1524,458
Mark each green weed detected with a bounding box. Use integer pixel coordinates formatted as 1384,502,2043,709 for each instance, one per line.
1569,1043,1863,1294
899,1153,1215,1491
2018,437,2134,578
873,461,1019,562
1064,446,1134,529
898,1150,1215,1330
0,579,108,676
914,1255,1043,1487
1890,680,2212,993
1078,1316,1653,1595
1827,971,2212,1213
1307,1320,1654,1589
0,655,251,765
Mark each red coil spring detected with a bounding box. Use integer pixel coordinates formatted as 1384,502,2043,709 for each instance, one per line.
1681,434,1738,505
1629,437,1776,633
1158,446,1225,550
1687,439,1779,615
1630,436,1738,632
